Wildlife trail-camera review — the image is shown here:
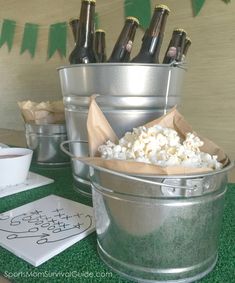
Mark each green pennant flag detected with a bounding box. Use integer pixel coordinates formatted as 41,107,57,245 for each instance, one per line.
192,0,206,16
47,22,67,59
0,19,16,51
124,0,151,29
20,23,39,58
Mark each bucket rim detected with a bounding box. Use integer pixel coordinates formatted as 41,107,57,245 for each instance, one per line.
60,140,234,180
91,159,234,180
25,123,67,134
57,62,186,72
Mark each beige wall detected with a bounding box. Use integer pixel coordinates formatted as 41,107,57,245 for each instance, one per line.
0,0,234,180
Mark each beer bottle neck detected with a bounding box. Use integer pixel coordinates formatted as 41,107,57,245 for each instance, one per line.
69,19,79,43
95,32,106,62
109,19,138,62
145,9,168,56
77,2,95,48
183,39,191,56
163,30,186,63
117,20,137,47
132,8,169,63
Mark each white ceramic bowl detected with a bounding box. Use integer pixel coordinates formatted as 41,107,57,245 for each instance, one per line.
0,148,33,187
0,143,9,148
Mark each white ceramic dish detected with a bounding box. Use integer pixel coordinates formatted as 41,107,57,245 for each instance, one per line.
0,143,8,148
0,147,33,187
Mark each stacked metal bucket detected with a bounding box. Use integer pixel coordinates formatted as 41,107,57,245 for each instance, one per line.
58,63,185,196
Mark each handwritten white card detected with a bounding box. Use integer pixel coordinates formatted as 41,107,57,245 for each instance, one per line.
0,195,95,266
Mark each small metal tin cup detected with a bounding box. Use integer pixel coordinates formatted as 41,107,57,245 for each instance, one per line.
25,123,70,166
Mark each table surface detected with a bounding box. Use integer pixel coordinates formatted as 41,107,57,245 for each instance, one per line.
0,164,234,283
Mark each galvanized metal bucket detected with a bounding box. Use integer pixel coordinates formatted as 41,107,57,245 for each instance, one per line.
60,140,233,283
58,63,185,196
58,63,185,97
25,123,70,166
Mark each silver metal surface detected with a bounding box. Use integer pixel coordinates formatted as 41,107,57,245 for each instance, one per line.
58,63,185,97
60,140,233,281
25,123,70,166
63,95,178,138
58,63,185,194
63,95,180,110
89,161,233,197
69,140,91,197
89,163,232,282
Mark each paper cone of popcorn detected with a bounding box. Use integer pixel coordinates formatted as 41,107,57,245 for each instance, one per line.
76,96,229,175
18,100,65,125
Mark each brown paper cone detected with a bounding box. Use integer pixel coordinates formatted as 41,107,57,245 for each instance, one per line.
18,100,65,124
83,96,228,176
77,156,213,175
87,95,118,157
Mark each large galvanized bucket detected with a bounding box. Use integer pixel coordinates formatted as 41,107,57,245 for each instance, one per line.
60,141,233,283
58,63,185,196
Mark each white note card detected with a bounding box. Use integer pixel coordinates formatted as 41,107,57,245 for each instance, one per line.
0,195,95,266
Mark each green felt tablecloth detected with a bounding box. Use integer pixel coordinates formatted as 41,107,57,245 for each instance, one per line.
0,165,234,283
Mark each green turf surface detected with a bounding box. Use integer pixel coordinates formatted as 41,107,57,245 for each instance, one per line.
0,165,234,283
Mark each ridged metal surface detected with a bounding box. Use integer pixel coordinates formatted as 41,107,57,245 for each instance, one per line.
25,123,70,166
58,63,185,97
90,163,232,282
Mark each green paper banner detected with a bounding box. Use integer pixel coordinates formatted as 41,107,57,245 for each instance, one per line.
192,0,206,16
20,23,39,58
0,19,16,51
47,22,67,59
124,0,151,29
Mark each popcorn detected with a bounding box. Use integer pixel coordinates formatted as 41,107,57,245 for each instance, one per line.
98,125,223,170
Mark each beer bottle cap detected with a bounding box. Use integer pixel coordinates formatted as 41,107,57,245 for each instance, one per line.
69,17,79,23
95,29,105,33
173,28,187,34
155,4,170,13
83,0,96,3
126,16,140,25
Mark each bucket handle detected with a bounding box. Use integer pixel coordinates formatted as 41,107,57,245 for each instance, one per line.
60,140,86,159
60,140,202,192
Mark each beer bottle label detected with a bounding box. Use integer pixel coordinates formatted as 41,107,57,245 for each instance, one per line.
126,40,133,52
167,47,177,58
